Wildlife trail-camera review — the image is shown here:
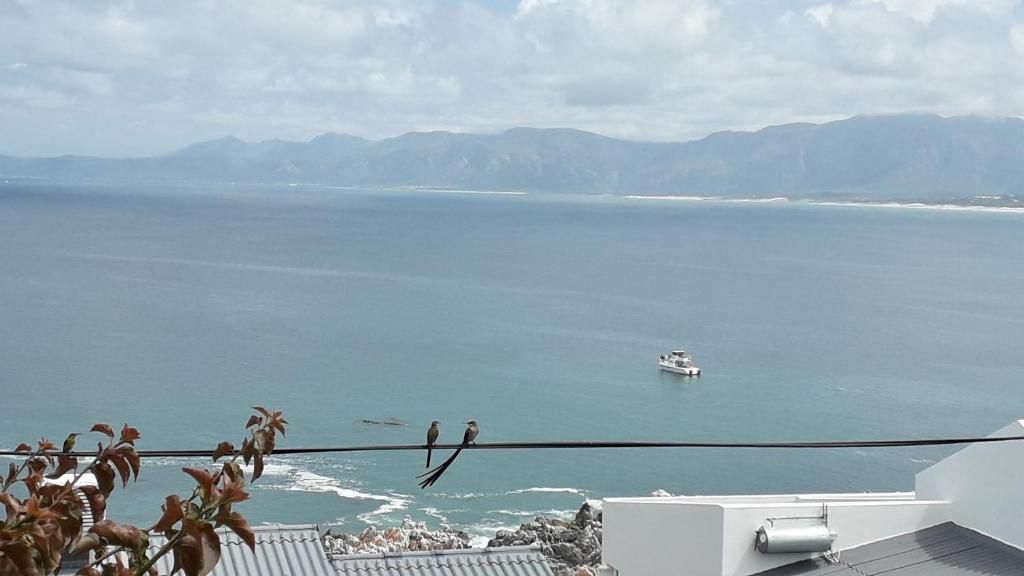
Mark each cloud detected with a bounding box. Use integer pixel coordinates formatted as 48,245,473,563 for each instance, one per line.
0,0,1021,156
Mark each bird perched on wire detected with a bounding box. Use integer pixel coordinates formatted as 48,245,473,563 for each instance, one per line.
418,420,478,489
62,433,80,454
426,421,440,468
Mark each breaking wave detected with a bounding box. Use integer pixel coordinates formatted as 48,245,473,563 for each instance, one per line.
504,487,587,496
488,509,576,518
258,464,411,524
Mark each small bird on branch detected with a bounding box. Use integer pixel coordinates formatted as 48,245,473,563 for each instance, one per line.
62,432,80,454
418,420,478,489
426,421,440,468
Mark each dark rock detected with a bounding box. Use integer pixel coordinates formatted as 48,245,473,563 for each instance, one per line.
488,502,603,575
573,502,595,528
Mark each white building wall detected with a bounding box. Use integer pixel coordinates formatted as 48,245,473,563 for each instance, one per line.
915,419,1024,549
603,500,724,576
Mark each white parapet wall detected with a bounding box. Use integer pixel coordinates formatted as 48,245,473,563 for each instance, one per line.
603,493,951,576
916,419,1024,550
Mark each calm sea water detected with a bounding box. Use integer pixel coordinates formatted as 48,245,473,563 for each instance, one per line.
2,182,1023,539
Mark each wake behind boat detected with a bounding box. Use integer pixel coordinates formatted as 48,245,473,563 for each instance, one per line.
659,350,701,376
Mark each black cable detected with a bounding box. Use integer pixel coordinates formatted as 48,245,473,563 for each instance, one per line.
3,435,1023,458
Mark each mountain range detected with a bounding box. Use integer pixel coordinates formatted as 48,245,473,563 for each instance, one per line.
3,114,1024,201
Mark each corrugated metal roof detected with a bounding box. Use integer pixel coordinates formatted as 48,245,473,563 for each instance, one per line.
754,522,1024,576
330,545,556,576
147,523,334,576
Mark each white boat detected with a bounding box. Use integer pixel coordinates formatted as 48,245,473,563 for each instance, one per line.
658,350,701,376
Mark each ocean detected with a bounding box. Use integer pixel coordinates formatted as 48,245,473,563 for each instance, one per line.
2,181,1023,540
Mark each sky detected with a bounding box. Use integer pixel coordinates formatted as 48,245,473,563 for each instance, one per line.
2,0,1023,157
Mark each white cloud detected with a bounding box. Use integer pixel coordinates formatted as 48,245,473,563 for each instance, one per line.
860,0,1016,23
807,4,835,27
0,0,1021,156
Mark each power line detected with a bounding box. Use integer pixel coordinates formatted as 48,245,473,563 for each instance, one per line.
3,435,1024,458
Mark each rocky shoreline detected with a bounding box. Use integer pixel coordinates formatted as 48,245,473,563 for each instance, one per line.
487,502,603,576
323,502,603,576
323,517,472,555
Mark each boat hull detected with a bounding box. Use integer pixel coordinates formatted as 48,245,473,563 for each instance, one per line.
658,362,701,376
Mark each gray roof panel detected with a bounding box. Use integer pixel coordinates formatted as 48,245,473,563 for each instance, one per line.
330,545,555,576
147,523,334,576
755,522,1024,576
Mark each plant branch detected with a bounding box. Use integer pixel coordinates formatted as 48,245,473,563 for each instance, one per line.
134,530,182,576
80,545,127,570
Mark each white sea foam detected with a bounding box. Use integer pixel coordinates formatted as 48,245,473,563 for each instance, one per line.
807,200,1024,214
470,534,505,547
411,188,528,196
489,509,576,517
260,466,411,524
465,521,521,547
733,197,789,203
624,195,716,201
504,487,586,496
625,194,1024,214
418,507,450,523
625,195,789,203
241,461,295,477
435,492,496,499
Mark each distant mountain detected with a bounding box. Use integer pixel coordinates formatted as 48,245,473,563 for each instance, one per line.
3,115,1024,201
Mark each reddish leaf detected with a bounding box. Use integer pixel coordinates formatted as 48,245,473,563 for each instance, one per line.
222,461,245,485
215,510,255,551
14,443,31,453
153,495,184,533
212,441,234,462
92,461,116,497
0,492,19,520
90,424,114,439
90,519,143,549
244,415,262,429
32,520,64,573
118,424,141,446
3,463,16,488
54,498,84,542
198,522,221,576
26,456,48,476
72,532,103,555
270,420,287,437
218,478,249,506
176,531,201,576
177,519,220,576
103,450,132,487
78,487,107,524
117,446,141,480
240,438,254,465
46,454,78,479
252,455,265,483
76,567,102,576
37,438,56,452
252,406,271,419
25,495,61,521
183,467,215,491
23,471,42,493
0,540,39,576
